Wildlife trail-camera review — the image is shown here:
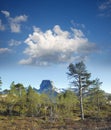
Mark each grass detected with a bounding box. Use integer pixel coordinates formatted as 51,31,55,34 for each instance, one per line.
0,115,111,130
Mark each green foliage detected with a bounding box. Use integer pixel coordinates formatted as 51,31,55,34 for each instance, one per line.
67,61,93,89
0,77,2,90
0,78,111,121
2,93,19,115
10,82,26,97
26,85,40,116
85,79,108,119
56,90,78,118
107,94,111,101
67,61,94,120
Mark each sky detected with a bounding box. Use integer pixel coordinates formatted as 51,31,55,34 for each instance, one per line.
0,0,111,93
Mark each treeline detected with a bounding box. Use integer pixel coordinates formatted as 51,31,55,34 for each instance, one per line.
0,61,111,121
0,81,111,121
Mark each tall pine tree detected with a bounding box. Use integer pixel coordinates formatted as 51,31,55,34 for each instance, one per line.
67,61,93,120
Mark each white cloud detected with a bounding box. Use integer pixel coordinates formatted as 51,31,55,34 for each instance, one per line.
9,15,27,33
19,58,33,65
98,0,111,17
10,15,27,23
10,22,21,33
1,10,28,33
99,0,111,10
19,25,96,66
0,48,11,54
0,19,5,31
1,10,10,17
9,39,22,46
71,20,85,29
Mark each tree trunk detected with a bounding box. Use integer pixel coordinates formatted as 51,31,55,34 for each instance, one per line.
97,95,100,119
80,87,84,120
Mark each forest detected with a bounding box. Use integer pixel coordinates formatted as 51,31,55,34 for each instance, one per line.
0,62,111,130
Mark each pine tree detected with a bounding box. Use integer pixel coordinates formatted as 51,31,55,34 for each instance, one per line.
88,79,106,119
67,61,93,120
0,77,2,91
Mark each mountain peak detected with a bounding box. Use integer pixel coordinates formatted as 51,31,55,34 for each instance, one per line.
38,80,56,94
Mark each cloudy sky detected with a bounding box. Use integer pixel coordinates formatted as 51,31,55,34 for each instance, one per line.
0,0,111,93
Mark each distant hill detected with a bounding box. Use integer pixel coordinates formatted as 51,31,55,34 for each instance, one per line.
34,80,78,97
34,80,58,98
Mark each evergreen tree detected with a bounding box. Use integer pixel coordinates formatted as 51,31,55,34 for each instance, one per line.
10,82,26,97
67,61,93,120
26,85,40,116
88,79,107,119
0,77,2,91
39,93,51,118
57,90,78,118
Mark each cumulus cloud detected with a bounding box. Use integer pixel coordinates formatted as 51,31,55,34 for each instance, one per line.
1,10,28,32
9,39,22,46
0,19,5,31
19,25,96,66
0,48,11,54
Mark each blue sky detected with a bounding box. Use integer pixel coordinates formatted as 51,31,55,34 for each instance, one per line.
0,0,111,93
